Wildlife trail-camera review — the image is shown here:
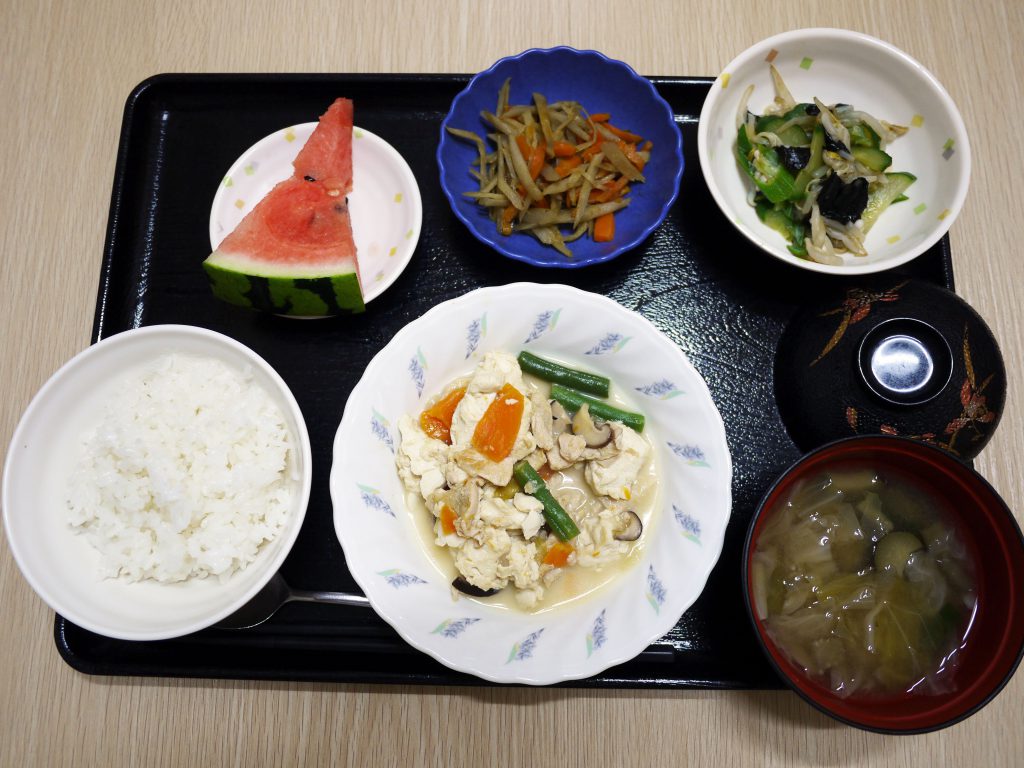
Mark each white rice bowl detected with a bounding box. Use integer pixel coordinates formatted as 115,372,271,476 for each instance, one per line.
331,284,732,684
2,325,312,640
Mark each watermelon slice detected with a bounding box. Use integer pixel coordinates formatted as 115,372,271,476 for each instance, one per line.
204,98,363,316
293,97,354,195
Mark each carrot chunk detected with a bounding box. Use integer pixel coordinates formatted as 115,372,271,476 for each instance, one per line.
440,504,458,535
543,541,574,567
419,387,466,444
471,383,525,462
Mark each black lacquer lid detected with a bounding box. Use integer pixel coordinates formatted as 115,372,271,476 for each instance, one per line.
774,278,1005,460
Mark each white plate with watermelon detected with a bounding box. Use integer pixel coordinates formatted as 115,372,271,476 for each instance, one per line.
209,119,422,309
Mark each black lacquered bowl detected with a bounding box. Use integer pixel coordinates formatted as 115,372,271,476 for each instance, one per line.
774,279,1005,460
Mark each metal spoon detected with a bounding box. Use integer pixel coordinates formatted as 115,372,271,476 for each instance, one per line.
215,572,370,629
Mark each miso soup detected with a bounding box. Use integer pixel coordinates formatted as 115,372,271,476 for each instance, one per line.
750,465,978,698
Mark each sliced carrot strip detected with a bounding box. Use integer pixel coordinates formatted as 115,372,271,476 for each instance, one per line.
590,176,630,203
593,212,615,242
619,140,646,171
471,383,525,462
499,204,517,235
552,140,576,157
528,147,545,179
516,135,545,179
581,140,604,161
543,541,574,567
605,123,644,143
440,504,457,535
555,155,582,177
420,387,466,444
589,113,610,122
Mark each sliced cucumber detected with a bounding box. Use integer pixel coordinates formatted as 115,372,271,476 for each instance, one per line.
755,116,810,147
852,146,893,173
787,217,808,258
849,122,881,149
792,124,825,199
756,200,807,256
781,103,816,121
756,201,794,240
862,172,916,233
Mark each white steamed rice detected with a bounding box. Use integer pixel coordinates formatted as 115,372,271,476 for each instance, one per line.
65,353,295,583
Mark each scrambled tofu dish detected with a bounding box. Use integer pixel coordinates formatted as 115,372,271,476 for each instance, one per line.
396,350,655,609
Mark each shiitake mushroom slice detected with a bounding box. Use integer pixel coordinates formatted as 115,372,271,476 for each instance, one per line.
452,576,501,597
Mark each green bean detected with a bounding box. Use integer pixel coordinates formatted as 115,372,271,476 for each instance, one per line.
512,461,580,542
517,351,610,397
549,384,645,432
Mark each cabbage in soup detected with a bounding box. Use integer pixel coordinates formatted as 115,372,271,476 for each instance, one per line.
750,466,977,697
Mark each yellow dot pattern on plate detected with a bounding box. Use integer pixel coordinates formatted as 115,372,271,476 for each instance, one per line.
355,129,365,139
720,73,731,89
284,129,296,142
244,164,256,176
234,199,245,209
914,203,927,215
375,270,384,282
799,57,813,70
886,235,901,244
222,176,233,188
405,229,414,239
938,208,951,220
389,247,397,257
911,115,925,128
394,193,403,203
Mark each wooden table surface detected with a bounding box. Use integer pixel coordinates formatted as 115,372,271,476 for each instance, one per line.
2,1,1022,765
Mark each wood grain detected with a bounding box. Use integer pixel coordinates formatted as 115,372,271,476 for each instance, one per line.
2,1,1022,765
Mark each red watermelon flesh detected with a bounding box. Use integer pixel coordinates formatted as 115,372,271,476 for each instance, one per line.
214,176,358,272
292,97,354,194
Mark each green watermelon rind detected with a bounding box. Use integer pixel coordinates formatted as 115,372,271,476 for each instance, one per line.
203,258,364,316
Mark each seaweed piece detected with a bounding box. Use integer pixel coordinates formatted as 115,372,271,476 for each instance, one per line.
823,131,850,156
777,146,811,173
818,174,868,224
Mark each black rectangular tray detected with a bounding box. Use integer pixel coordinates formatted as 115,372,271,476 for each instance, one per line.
56,74,955,688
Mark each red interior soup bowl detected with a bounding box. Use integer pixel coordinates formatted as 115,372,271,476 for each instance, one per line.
743,435,1024,733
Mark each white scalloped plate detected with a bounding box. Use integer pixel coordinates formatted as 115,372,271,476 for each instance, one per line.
330,283,732,684
209,123,422,303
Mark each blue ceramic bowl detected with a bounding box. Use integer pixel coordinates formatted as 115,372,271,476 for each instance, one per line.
438,47,683,269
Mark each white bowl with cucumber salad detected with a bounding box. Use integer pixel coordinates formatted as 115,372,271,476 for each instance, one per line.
697,28,970,274
330,283,732,684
